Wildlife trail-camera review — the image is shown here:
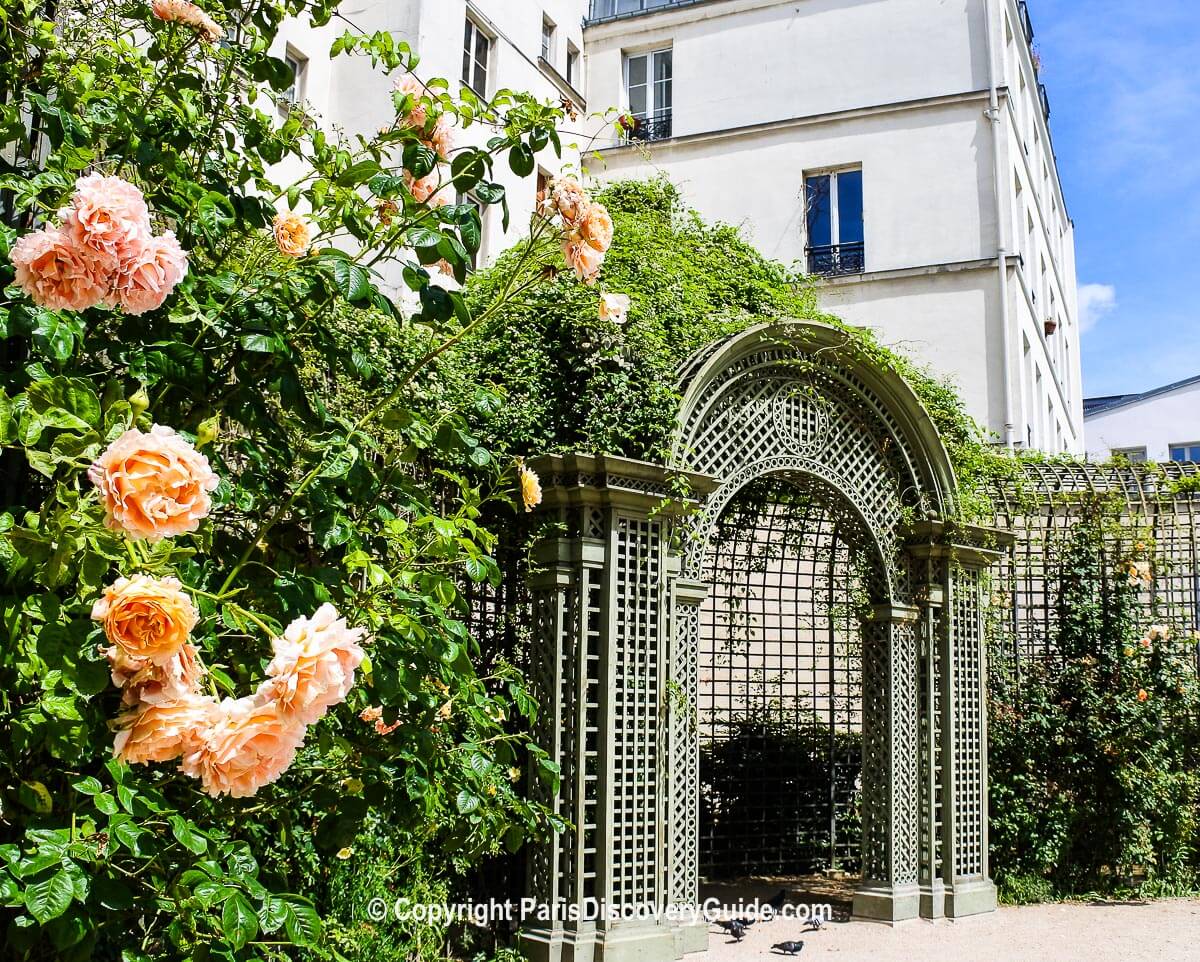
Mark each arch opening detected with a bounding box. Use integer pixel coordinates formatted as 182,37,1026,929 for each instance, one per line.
697,472,884,902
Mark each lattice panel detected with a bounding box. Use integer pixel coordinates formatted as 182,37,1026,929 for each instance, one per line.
859,618,891,883
950,567,985,880
697,479,866,877
989,462,1200,667
527,584,566,904
667,599,700,905
612,515,663,911
890,617,920,887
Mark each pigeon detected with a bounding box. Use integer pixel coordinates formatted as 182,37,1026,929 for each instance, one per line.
728,920,747,942
805,917,824,932
765,889,788,916
733,917,757,928
772,941,804,956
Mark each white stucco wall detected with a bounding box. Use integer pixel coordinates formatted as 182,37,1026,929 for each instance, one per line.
1085,382,1200,462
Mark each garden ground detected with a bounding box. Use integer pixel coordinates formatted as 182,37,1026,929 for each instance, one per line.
701,897,1200,962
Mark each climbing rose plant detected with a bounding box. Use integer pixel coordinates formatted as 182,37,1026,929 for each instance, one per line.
0,1,609,957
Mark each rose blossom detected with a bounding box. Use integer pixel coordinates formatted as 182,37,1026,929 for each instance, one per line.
181,695,306,798
113,694,216,765
599,292,630,326
116,231,188,315
391,74,429,129
257,604,367,724
578,203,613,253
561,234,604,285
10,227,111,312
92,574,199,665
108,642,204,705
518,461,542,512
273,211,311,257
405,170,442,205
150,0,222,43
88,424,220,541
60,173,152,273
550,177,589,227
427,116,454,161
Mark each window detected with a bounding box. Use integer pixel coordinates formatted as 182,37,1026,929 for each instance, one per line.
804,168,864,275
591,0,680,17
1115,447,1149,463
462,18,490,96
623,48,672,141
566,42,580,87
281,48,308,109
1170,443,1200,463
456,191,485,269
541,16,556,63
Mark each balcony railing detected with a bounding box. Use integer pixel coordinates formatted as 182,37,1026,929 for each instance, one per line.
806,243,865,277
1017,1,1035,44
622,110,673,144
588,0,695,24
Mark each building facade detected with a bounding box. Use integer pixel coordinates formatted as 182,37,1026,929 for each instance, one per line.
1084,376,1200,463
583,0,1082,453
272,1,587,272
276,0,1083,454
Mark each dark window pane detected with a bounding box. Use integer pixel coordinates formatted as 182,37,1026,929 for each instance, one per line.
474,60,486,95
836,169,863,245
653,49,672,83
617,0,642,12
1171,448,1188,462
462,50,472,86
805,175,832,248
627,54,647,88
475,29,489,69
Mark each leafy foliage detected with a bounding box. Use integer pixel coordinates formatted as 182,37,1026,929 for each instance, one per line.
989,498,1200,900
0,1,573,958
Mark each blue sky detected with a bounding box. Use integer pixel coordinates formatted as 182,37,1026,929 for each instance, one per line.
1032,0,1200,397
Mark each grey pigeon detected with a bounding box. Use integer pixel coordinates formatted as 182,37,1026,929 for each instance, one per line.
772,941,804,956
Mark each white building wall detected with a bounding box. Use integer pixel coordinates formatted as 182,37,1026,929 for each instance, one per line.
1085,382,1200,463
581,0,1083,453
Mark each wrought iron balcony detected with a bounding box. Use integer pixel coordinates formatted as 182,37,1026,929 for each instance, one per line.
806,243,865,277
588,0,695,24
622,110,673,144
1017,1,1035,44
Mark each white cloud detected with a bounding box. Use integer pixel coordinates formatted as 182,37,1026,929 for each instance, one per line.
1077,283,1116,333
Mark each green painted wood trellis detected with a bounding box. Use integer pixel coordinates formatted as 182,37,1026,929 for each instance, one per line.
517,322,1008,962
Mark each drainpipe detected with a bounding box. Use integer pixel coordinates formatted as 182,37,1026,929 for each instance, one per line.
983,0,1017,450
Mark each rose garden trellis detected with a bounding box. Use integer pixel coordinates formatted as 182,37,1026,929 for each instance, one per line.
482,321,1200,962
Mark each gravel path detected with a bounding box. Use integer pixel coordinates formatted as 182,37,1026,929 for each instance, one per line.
700,899,1200,962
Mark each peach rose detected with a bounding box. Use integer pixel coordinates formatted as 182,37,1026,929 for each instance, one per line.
10,227,111,312
518,461,542,512
150,0,222,42
550,177,588,227
60,173,152,273
561,234,604,285
113,694,216,765
88,425,220,541
116,231,188,315
108,642,204,705
599,292,630,325
258,604,367,724
273,212,310,257
92,574,199,665
181,695,306,798
391,74,428,130
427,116,454,161
578,203,613,253
405,170,442,205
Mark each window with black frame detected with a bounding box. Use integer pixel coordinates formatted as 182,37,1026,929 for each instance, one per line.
804,168,864,276
623,48,672,143
462,18,490,97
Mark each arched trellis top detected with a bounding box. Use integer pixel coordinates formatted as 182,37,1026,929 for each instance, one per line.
670,320,961,591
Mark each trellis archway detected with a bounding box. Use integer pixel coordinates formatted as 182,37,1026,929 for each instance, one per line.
517,321,1006,962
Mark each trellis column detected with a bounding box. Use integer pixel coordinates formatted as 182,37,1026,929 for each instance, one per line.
853,603,922,923
906,522,1012,919
518,455,716,962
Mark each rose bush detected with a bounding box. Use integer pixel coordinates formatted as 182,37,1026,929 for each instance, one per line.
0,1,595,958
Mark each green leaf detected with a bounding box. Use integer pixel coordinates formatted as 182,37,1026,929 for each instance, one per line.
328,258,371,303
280,894,322,947
508,142,535,177
17,780,53,814
336,159,382,188
70,776,102,796
169,815,208,855
221,891,258,950
455,790,480,814
25,869,74,924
